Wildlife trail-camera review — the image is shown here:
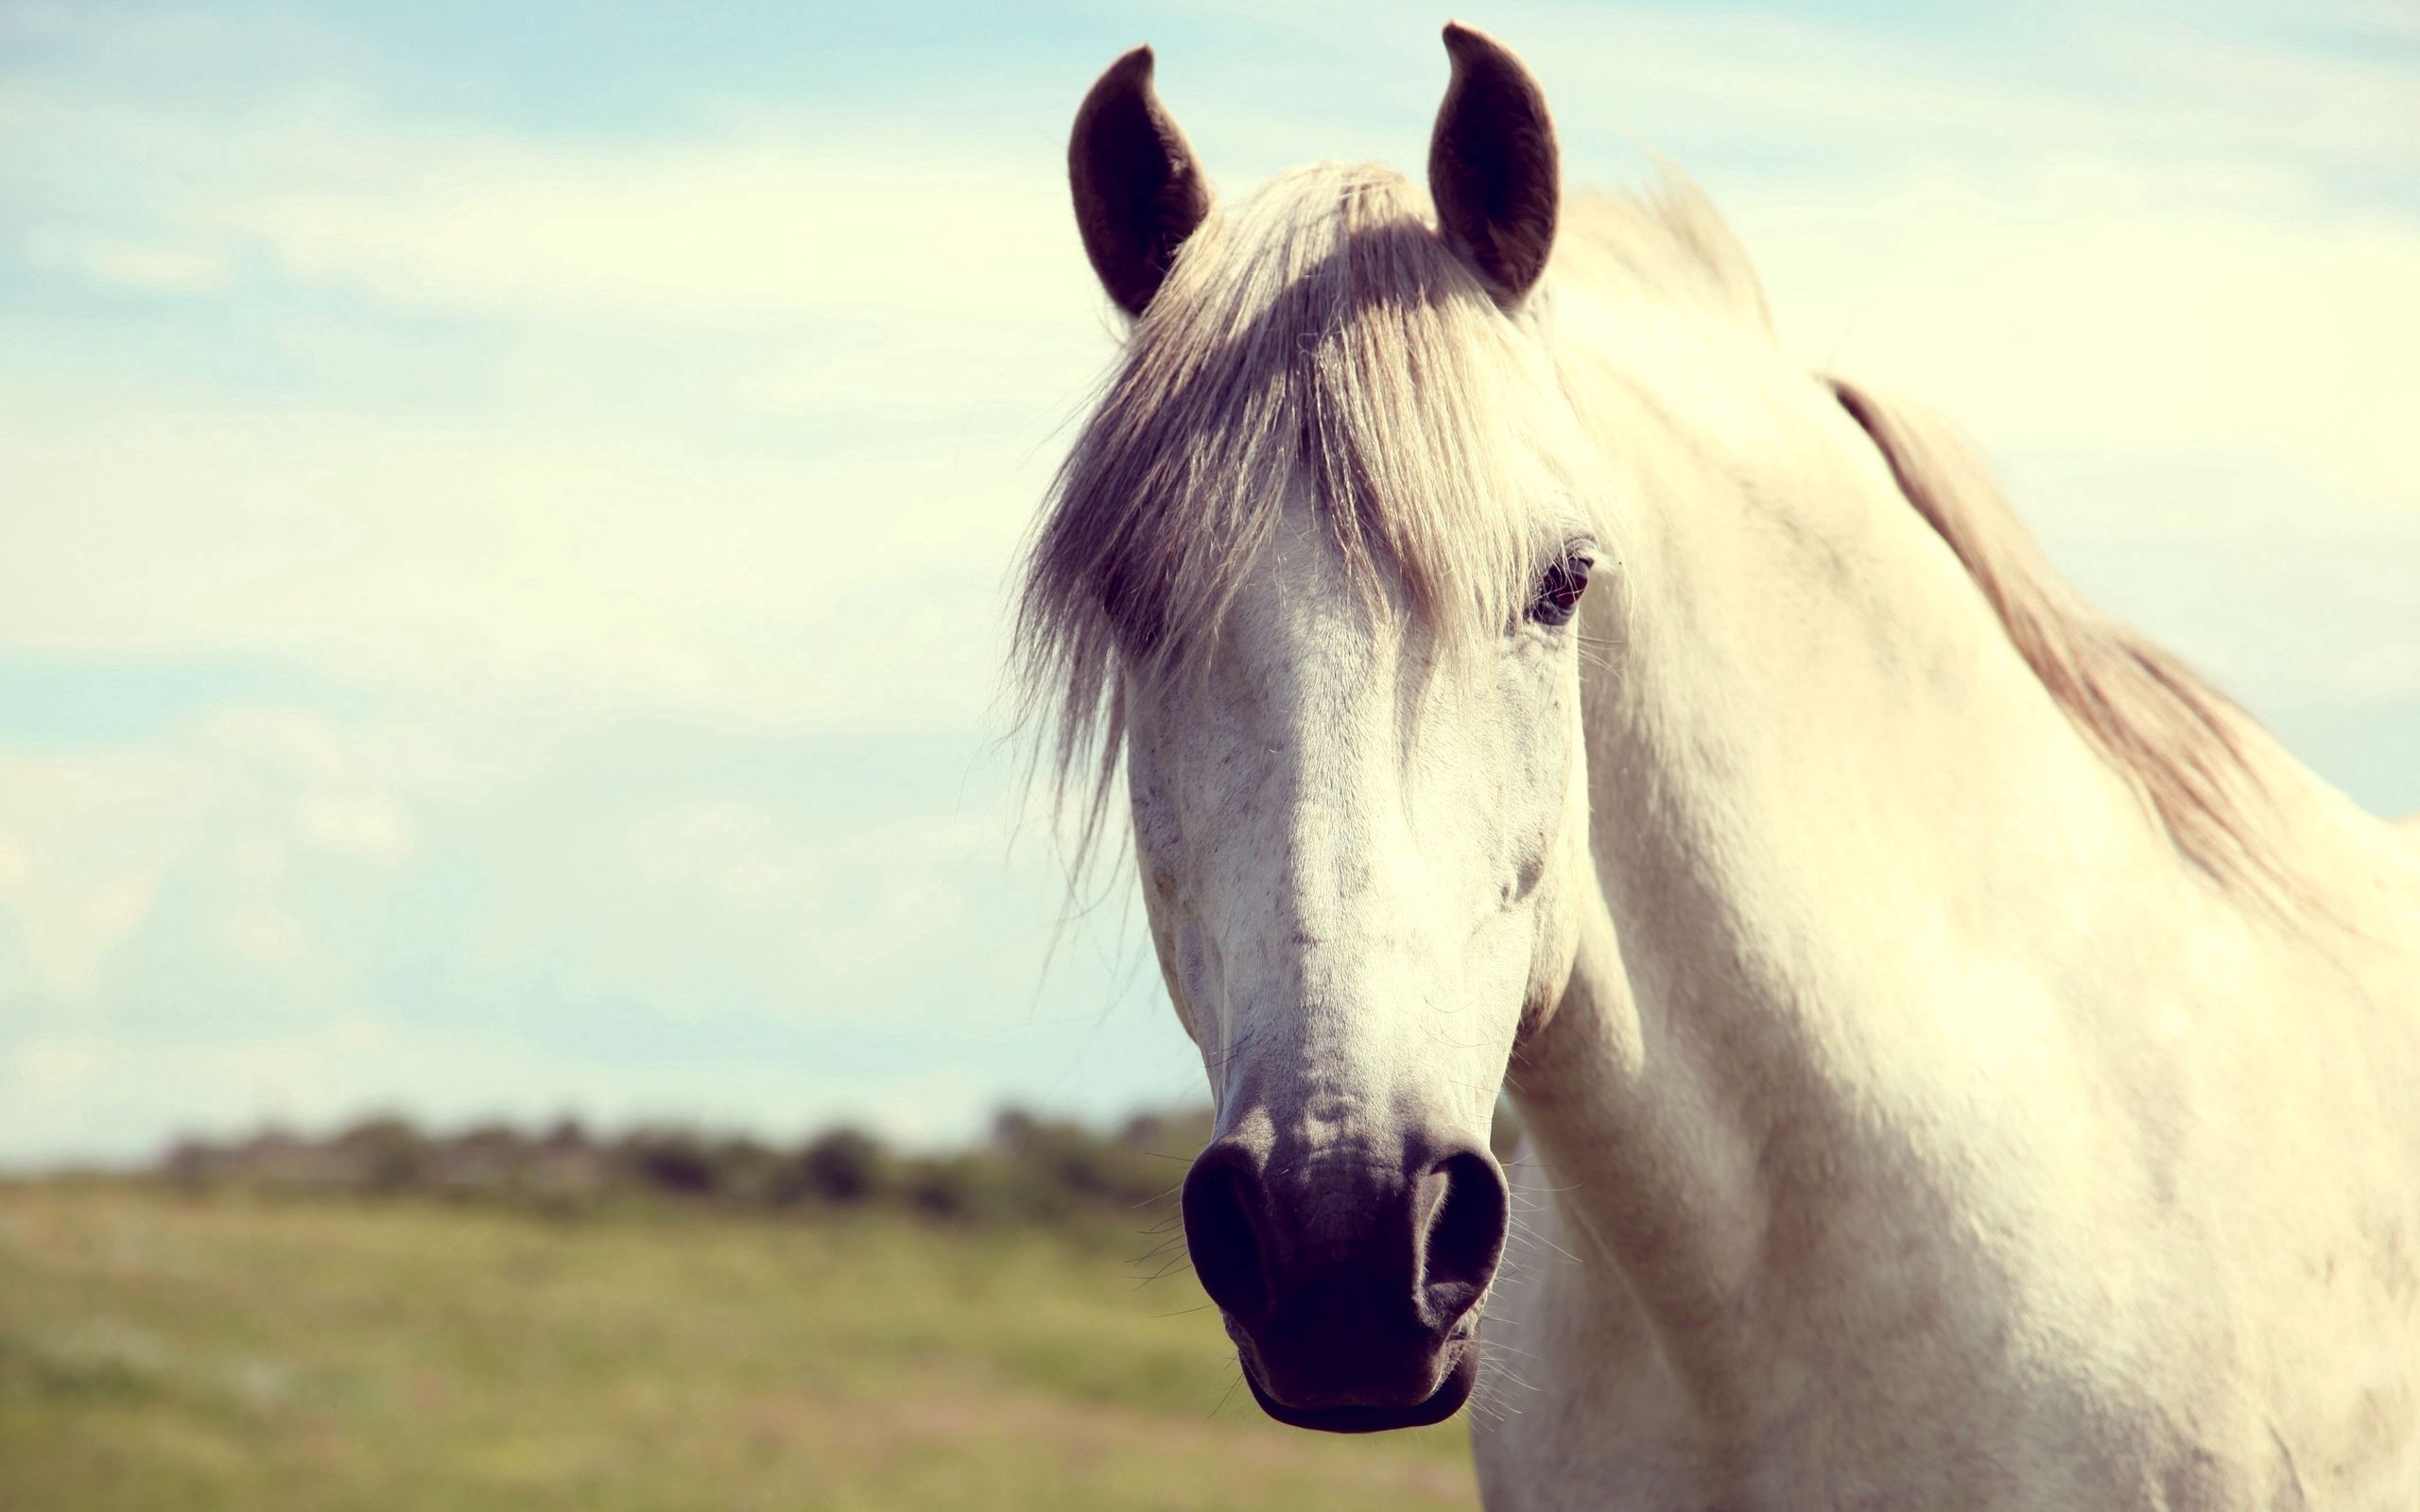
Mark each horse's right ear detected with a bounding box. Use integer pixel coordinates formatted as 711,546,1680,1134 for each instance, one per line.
1068,46,1212,318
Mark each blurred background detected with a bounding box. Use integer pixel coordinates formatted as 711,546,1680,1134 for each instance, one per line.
2,1,2412,1507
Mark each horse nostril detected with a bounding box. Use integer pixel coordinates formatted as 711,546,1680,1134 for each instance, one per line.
1182,1141,1273,1325
1415,1147,1509,1330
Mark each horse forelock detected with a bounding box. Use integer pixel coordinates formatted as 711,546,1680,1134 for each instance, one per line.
1014,161,1578,841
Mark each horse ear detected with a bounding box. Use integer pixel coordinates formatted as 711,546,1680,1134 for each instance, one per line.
1428,23,1560,304
1068,46,1212,318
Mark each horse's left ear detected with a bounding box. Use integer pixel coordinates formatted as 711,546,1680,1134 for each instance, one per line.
1068,45,1213,318
1428,22,1560,305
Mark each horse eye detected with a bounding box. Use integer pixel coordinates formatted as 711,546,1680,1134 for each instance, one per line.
1528,557,1592,627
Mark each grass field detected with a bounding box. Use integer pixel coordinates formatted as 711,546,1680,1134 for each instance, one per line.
0,1184,1478,1511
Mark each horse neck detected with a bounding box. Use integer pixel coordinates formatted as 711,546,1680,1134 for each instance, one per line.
1504,328,2213,1385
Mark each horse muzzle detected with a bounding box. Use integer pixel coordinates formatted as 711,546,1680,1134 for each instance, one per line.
1181,1128,1508,1433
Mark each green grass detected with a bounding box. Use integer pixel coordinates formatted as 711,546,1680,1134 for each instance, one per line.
0,1184,1478,1511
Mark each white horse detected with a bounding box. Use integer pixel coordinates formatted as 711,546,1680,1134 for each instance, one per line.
1018,26,2420,1509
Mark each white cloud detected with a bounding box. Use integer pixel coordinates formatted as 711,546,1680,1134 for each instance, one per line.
734,318,1110,419
805,812,999,982
1182,1,2417,177
197,702,542,806
2325,0,2420,44
230,141,1103,328
0,406,1062,732
2334,643,2420,704
0,77,1107,331
0,65,1117,739
295,792,415,867
0,749,223,997
224,902,307,969
0,701,522,1007
24,229,232,293
626,799,828,915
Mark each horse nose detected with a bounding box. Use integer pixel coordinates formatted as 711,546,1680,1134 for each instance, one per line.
1179,1137,1276,1325
1182,1130,1510,1415
1412,1144,1512,1329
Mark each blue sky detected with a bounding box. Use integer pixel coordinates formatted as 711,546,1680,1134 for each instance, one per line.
2,0,2415,1164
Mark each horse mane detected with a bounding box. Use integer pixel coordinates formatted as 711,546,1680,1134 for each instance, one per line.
1016,155,2294,902
1553,179,2297,902
1586,179,2299,903
1554,176,1776,339
1014,161,1571,851
1830,379,2294,904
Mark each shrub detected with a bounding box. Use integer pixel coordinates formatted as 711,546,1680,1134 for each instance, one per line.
333,1116,433,1194
144,1103,1223,1228
772,1128,891,1206
617,1128,721,1196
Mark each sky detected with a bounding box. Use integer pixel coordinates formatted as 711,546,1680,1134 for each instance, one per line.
1,0,2414,1165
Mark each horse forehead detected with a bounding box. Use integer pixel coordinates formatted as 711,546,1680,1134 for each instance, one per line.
1217,503,1410,696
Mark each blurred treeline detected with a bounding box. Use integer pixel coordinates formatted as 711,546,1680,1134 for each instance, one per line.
157,1106,1218,1225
